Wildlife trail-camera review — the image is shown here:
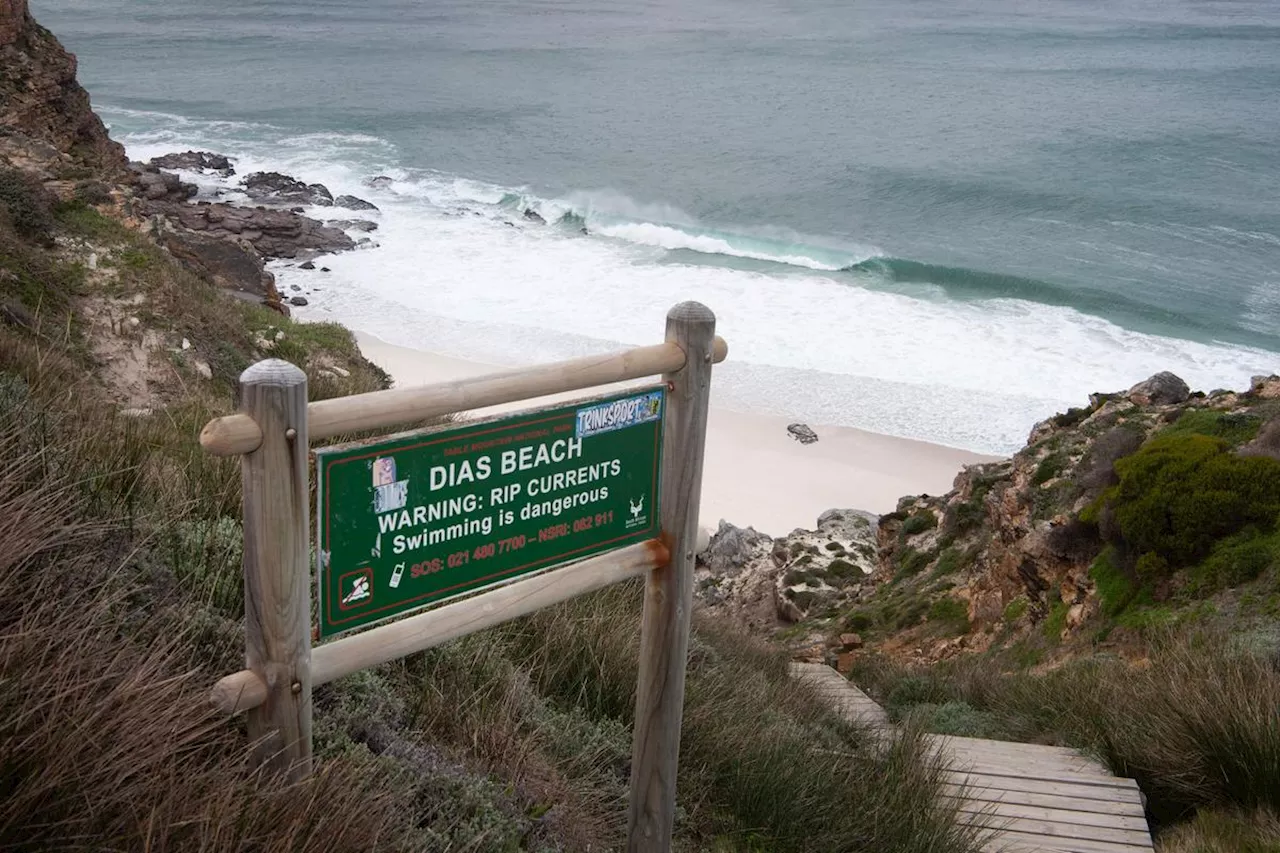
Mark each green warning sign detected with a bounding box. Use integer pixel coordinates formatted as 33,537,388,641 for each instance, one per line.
314,387,665,638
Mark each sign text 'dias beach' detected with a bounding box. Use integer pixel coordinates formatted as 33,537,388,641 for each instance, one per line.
315,388,665,637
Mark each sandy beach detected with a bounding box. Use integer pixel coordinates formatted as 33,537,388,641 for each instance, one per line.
355,331,998,538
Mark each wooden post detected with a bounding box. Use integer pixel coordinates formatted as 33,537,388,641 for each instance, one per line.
627,302,716,852
239,359,312,780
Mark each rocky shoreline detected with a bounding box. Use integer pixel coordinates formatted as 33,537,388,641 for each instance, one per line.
697,370,1280,671
126,155,385,315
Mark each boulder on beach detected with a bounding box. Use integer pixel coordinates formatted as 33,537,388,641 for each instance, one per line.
787,423,819,444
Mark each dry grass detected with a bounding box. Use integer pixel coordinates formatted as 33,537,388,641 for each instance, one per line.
1,203,991,852
1157,809,1280,853
855,631,1280,829
0,422,422,851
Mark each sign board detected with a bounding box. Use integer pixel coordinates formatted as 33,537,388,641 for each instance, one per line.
314,387,666,638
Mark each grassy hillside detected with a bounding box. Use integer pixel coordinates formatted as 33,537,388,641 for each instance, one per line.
0,169,983,851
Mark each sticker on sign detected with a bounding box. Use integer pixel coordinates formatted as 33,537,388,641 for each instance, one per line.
314,387,666,638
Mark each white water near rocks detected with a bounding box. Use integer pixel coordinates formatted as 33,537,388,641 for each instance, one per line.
107,109,1277,454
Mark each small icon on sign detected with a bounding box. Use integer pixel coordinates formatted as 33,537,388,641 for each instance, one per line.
390,562,405,589
338,568,374,610
627,494,649,529
342,576,370,604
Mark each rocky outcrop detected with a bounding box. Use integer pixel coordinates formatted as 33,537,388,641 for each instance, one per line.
129,163,197,202
1127,371,1190,406
334,194,377,211
696,509,878,635
148,151,235,177
159,229,277,299
0,0,126,174
242,171,334,206
144,199,356,260
328,219,378,232
867,371,1280,663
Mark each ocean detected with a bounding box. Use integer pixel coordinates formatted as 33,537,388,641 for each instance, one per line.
34,0,1280,454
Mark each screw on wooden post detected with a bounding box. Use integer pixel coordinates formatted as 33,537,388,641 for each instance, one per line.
239,359,312,780
627,302,716,852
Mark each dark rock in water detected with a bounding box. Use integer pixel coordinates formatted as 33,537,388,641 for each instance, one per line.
299,261,316,270
1127,372,1190,406
334,194,378,211
320,266,331,272
149,150,235,177
787,423,819,444
364,175,394,189
160,229,275,297
289,296,309,306
289,284,301,291
328,218,378,232
522,208,546,225
129,163,197,202
242,171,334,206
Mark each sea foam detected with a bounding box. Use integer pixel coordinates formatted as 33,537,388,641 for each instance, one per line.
105,108,1279,455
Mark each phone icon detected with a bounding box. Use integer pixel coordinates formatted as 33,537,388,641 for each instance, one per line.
389,562,406,589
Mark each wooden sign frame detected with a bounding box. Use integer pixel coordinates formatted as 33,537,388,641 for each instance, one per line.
203,302,724,853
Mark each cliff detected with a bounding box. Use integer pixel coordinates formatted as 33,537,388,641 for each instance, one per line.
0,0,126,175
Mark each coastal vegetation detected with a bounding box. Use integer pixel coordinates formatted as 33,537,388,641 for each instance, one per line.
0,12,984,847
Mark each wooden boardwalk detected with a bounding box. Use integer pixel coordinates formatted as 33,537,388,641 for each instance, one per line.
789,663,1155,853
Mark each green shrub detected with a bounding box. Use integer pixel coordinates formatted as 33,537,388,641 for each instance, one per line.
1051,406,1091,429
929,547,964,578
900,511,938,537
895,599,929,630
902,701,1009,740
1161,409,1263,446
927,597,969,635
895,547,934,579
1042,601,1069,640
1187,530,1280,597
784,568,813,586
843,610,873,632
884,675,948,719
1032,453,1067,485
826,558,861,581
1090,547,1138,617
1096,434,1280,570
1002,598,1028,622
0,168,56,245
